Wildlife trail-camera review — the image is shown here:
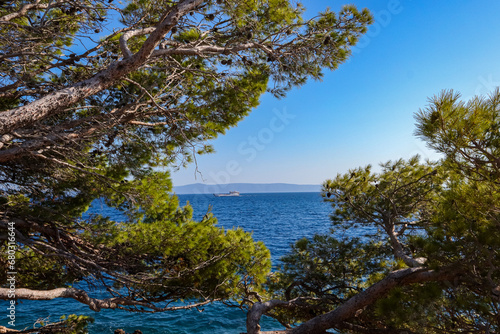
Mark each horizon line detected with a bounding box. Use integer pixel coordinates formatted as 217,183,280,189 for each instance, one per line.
174,182,322,187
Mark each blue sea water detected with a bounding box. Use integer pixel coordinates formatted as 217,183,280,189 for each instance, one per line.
3,192,333,333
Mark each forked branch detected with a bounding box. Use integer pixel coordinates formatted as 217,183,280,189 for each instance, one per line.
247,267,459,334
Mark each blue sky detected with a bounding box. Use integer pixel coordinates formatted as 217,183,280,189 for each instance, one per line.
170,0,500,186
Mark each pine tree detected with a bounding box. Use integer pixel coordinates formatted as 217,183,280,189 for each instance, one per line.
247,89,500,334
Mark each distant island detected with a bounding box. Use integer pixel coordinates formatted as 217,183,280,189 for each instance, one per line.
173,183,321,194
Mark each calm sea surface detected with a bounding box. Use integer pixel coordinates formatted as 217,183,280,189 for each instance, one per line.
5,192,333,333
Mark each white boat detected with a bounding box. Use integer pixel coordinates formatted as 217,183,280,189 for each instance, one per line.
213,191,240,197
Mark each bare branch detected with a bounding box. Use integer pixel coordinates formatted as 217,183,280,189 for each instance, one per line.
152,42,267,57
0,0,54,22
0,287,220,313
119,27,156,58
128,121,169,127
385,224,426,267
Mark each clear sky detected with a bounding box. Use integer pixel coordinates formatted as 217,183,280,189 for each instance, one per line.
170,0,500,186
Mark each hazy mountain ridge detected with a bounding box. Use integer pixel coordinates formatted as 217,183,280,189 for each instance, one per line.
173,183,321,194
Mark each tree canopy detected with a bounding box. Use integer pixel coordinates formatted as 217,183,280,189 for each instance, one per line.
0,0,373,331
245,89,500,333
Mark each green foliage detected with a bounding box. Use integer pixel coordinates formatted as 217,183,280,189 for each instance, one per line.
323,155,441,242
87,173,272,301
56,314,94,334
174,28,202,43
415,88,500,182
2,247,84,289
268,235,391,325
413,89,500,270
371,283,445,332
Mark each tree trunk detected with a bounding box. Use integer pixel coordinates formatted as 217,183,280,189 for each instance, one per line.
246,267,459,334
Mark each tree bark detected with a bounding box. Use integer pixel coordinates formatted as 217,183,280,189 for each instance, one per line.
247,300,293,334
0,287,219,312
247,267,459,334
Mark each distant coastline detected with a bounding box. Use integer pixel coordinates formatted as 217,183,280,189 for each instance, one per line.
173,183,321,194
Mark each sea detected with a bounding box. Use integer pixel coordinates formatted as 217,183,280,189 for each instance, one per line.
4,192,334,333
